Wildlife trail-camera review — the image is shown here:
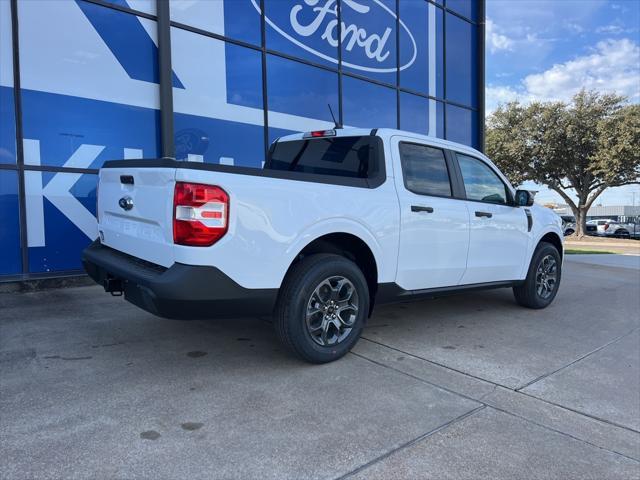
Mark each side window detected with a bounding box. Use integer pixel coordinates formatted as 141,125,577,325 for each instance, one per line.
399,143,452,197
457,154,509,205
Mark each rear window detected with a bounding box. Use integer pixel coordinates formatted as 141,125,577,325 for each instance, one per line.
266,136,381,179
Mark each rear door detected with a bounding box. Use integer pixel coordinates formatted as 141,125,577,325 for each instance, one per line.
454,153,529,284
98,166,176,267
392,137,470,290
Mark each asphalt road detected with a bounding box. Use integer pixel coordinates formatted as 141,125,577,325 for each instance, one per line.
1,256,639,479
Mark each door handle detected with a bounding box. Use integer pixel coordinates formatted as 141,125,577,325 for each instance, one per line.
411,205,434,213
475,211,493,218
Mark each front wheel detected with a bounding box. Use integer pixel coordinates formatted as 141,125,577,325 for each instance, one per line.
513,242,561,309
274,254,369,363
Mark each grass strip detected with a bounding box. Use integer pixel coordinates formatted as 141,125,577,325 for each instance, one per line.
565,249,615,255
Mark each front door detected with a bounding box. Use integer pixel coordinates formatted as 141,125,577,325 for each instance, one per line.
392,137,470,291
454,153,530,284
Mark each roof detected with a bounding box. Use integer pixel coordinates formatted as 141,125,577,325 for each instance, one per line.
277,127,485,159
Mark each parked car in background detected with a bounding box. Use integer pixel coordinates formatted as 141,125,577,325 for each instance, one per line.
587,219,631,238
585,221,598,235
563,222,576,236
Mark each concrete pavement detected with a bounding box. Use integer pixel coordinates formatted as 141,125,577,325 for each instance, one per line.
1,256,639,479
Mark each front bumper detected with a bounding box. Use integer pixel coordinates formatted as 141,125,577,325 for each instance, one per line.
82,240,277,320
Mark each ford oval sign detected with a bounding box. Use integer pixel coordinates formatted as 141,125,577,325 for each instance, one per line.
251,0,417,73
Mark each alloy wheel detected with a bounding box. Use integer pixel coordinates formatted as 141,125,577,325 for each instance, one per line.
305,276,359,346
535,254,558,299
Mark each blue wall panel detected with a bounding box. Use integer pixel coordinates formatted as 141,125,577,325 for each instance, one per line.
27,172,97,273
1,0,482,279
445,12,478,108
0,87,16,165
21,89,161,168
0,170,21,275
174,114,265,167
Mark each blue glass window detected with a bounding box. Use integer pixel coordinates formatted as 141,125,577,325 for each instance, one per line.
0,87,16,165
0,170,21,275
172,29,264,166
446,0,478,22
269,127,297,148
0,0,16,165
342,76,397,129
265,0,338,68
399,0,443,98
267,55,338,122
225,43,264,110
446,104,478,148
19,2,162,167
400,93,443,138
445,13,477,108
170,0,261,46
26,172,97,273
341,0,397,84
174,114,265,168
103,0,155,16
21,90,160,169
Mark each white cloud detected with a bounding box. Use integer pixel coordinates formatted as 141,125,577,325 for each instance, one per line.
486,38,640,113
485,85,526,113
524,39,640,102
595,24,633,35
486,19,514,54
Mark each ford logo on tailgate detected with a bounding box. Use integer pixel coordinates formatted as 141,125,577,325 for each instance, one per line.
119,196,134,211
251,0,417,73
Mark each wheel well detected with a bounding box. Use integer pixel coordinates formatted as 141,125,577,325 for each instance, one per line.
539,232,563,258
287,233,378,308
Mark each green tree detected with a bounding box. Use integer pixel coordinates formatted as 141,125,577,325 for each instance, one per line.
486,90,640,237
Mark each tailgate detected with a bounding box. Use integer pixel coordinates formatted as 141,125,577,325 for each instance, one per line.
98,166,176,267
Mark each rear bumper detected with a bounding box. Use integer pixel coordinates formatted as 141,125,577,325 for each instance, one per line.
82,240,277,320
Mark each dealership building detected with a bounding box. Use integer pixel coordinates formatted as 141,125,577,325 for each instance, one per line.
0,0,485,280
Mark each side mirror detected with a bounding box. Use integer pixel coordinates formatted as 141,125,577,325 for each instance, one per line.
515,189,535,207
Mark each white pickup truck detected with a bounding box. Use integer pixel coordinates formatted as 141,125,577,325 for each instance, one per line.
83,128,564,363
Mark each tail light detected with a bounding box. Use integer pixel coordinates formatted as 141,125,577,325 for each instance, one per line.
604,223,610,231
173,182,229,246
303,129,336,138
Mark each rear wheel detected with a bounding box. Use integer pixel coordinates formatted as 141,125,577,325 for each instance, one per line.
513,242,561,309
274,254,369,363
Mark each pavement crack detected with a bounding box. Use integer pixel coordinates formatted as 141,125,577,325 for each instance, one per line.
360,336,509,389
350,351,485,408
335,405,487,480
486,405,640,463
517,391,640,435
515,326,640,392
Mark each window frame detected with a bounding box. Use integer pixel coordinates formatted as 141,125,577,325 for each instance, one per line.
398,141,454,199
452,151,515,206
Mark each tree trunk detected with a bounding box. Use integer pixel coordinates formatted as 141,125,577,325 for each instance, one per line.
573,205,588,238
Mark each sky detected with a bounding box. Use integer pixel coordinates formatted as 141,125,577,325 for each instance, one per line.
485,0,640,206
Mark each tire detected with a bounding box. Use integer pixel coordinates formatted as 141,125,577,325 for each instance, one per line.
615,229,630,239
274,253,369,364
513,242,561,309
564,228,574,236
